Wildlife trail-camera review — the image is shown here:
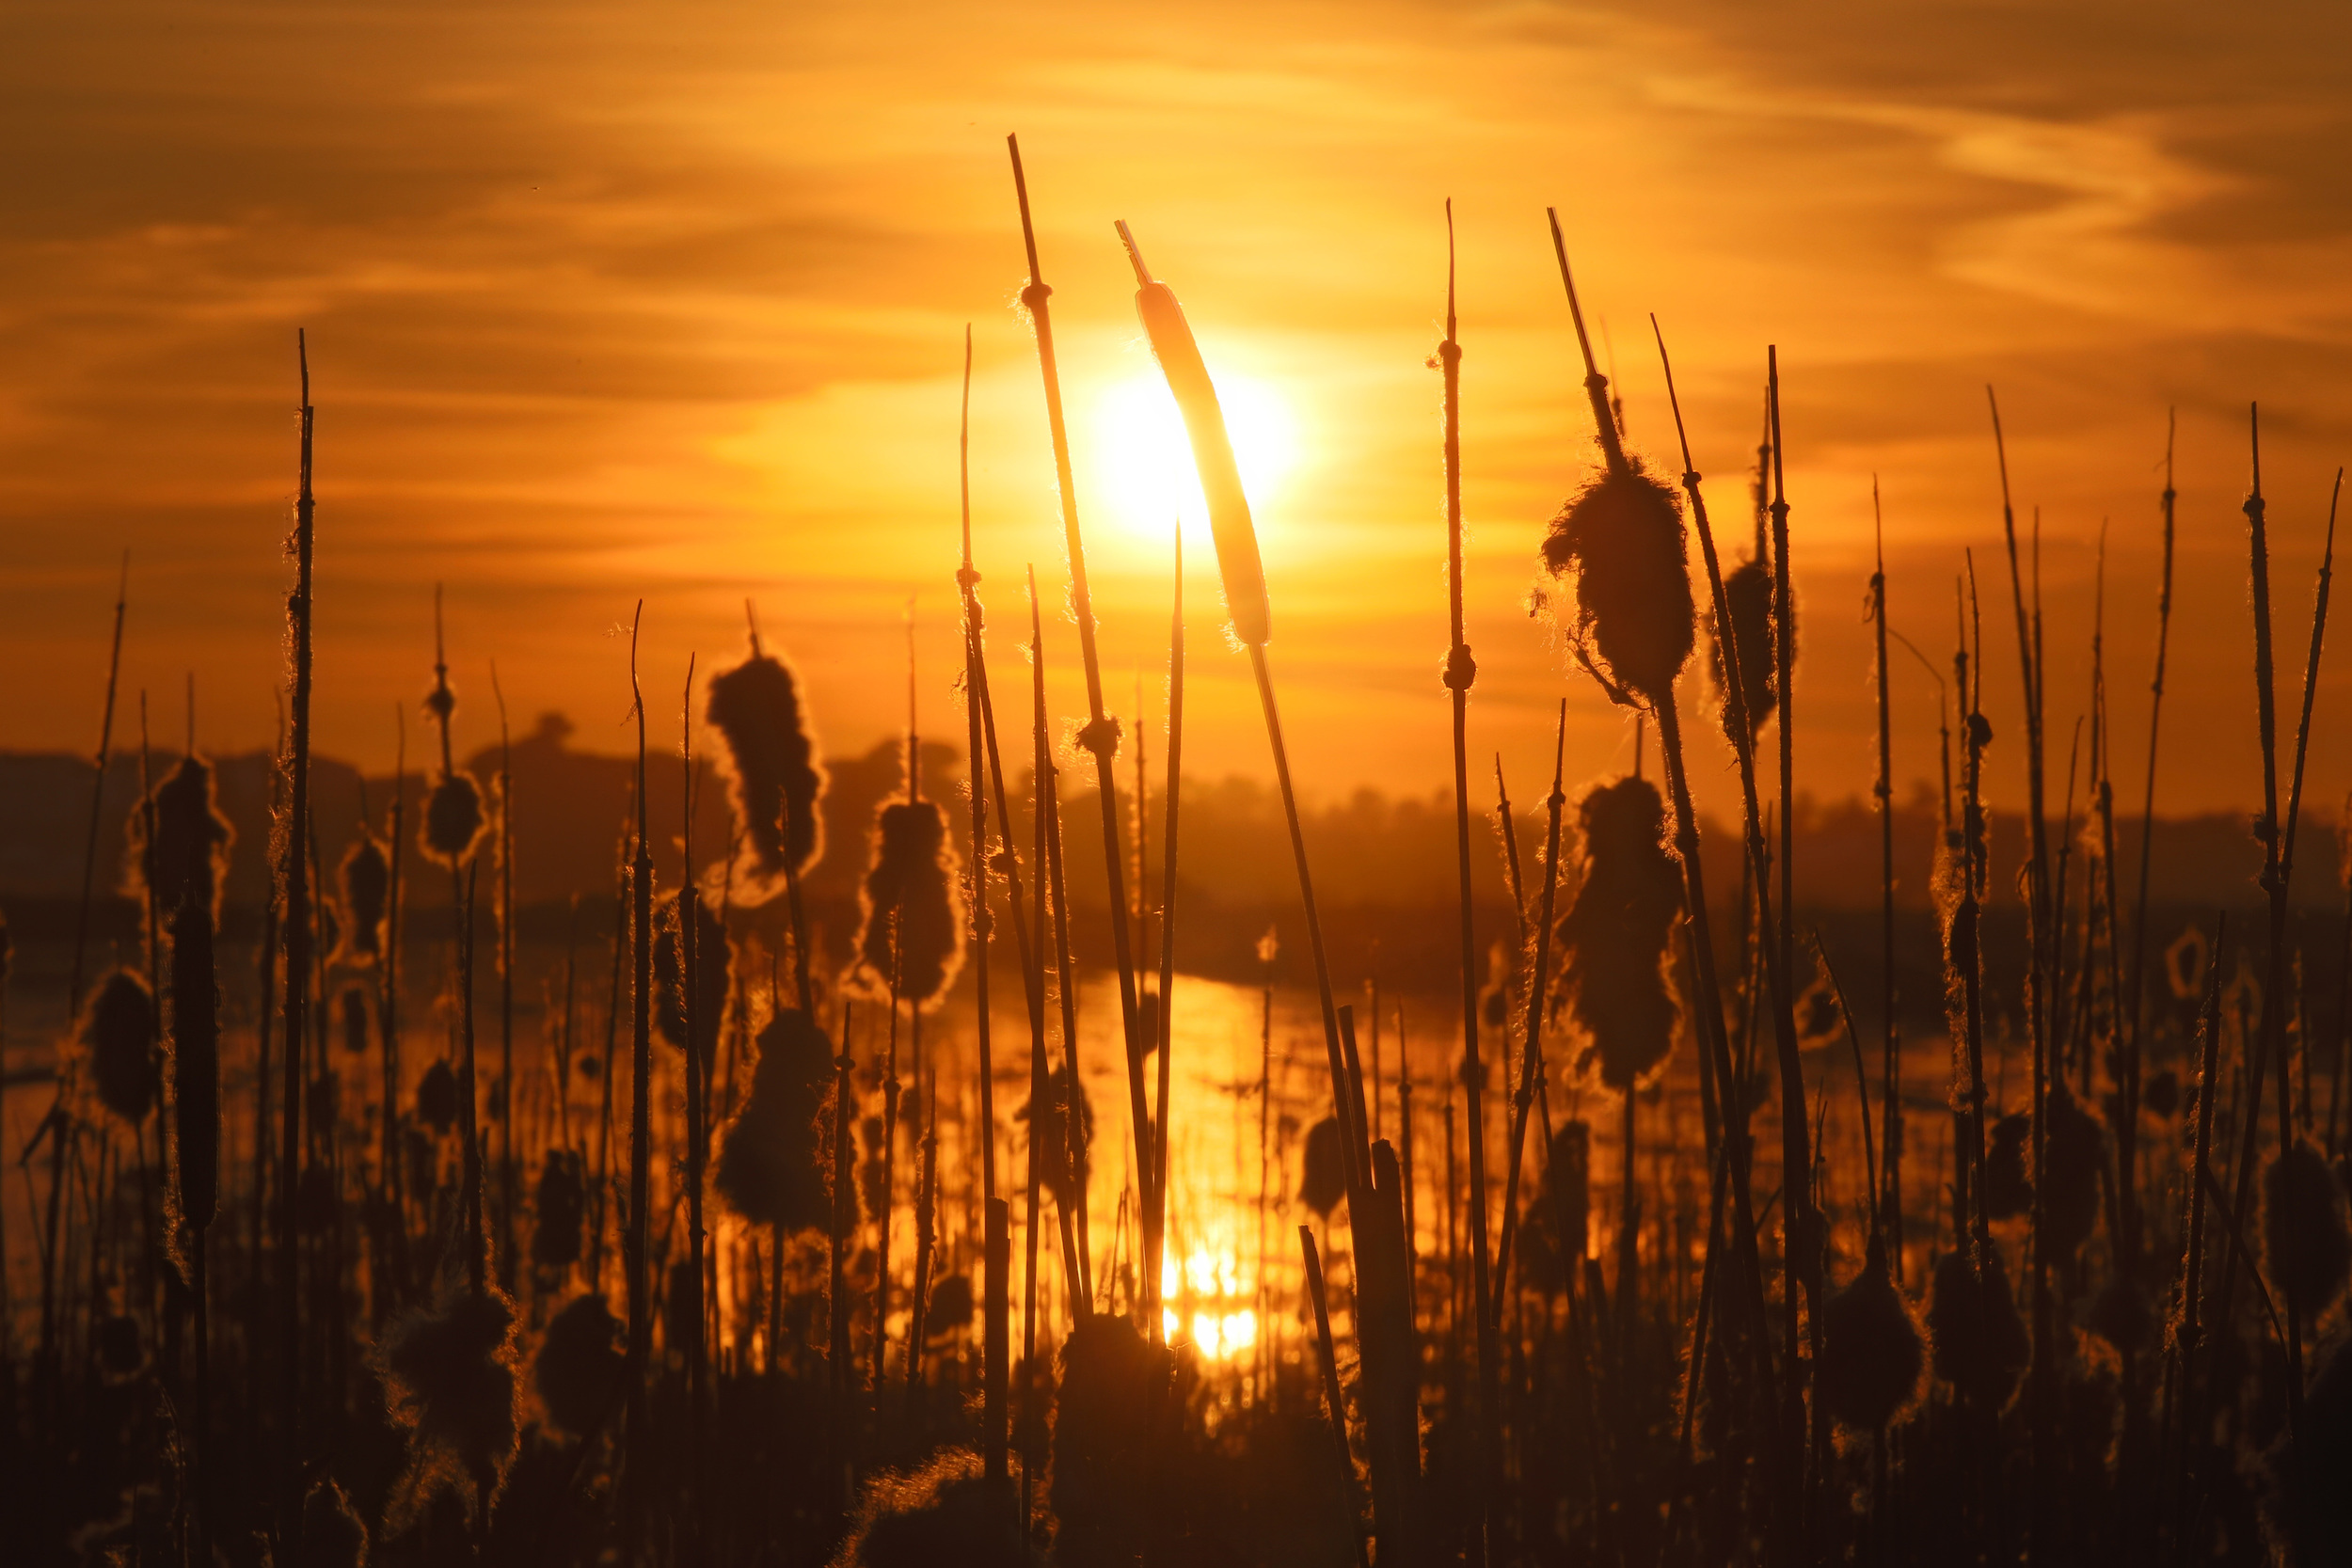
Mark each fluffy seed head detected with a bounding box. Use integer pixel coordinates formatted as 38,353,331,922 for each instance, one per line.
2042,1085,2106,1260
532,1150,585,1272
832,1447,1023,1568
654,888,730,1069
422,771,487,866
716,1008,836,1232
1929,1245,2029,1407
1016,1065,1091,1207
1713,554,1787,739
417,1060,459,1135
338,834,390,964
1556,776,1682,1091
2265,1141,2352,1319
707,644,826,905
377,1283,521,1474
1538,462,1694,704
87,969,158,1122
533,1292,625,1439
1818,1245,1924,1432
855,799,964,1008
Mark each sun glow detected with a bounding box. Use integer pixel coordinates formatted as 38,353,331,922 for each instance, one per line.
1088,371,1300,543
1162,1243,1258,1361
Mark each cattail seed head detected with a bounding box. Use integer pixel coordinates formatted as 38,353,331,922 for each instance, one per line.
2265,1141,2352,1319
855,800,964,1008
1713,555,1786,739
87,968,158,1122
170,896,220,1227
923,1274,974,1338
834,1447,1024,1568
1538,462,1694,705
533,1292,625,1439
1818,1243,1924,1432
1299,1117,1345,1217
418,1059,459,1135
422,771,487,867
1556,776,1682,1091
532,1149,585,1272
1929,1245,2029,1406
142,752,234,925
377,1281,521,1475
1984,1113,2034,1221
707,643,826,905
717,1009,836,1233
654,888,730,1069
341,987,371,1057
1017,1065,1091,1207
300,1479,371,1568
338,834,390,964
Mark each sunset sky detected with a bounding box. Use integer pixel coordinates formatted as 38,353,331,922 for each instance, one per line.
5,0,2351,826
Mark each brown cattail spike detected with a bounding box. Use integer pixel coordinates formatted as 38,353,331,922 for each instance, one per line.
2265,1140,2352,1319
535,1292,625,1439
1119,223,1272,648
146,752,233,924
1818,1239,1924,1432
338,833,389,964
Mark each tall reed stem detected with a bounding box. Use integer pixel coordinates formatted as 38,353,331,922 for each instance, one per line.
277,335,316,1550
622,603,654,1557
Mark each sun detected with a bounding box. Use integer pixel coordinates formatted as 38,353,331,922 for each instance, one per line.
1087,370,1300,544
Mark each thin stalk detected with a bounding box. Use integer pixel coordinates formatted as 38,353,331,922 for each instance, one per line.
1869,481,1901,1272
1302,1225,1372,1568
1494,702,1567,1314
623,603,655,1556
1006,135,1153,1275
278,335,316,1549
492,666,516,1292
1151,533,1184,1344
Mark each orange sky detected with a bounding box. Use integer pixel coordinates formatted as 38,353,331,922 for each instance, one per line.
4,0,2351,828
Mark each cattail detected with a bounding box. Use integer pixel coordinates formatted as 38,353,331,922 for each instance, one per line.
1555,776,1682,1090
1928,1245,2029,1405
855,800,964,1008
2265,1141,2352,1319
1818,1241,1924,1431
1548,1118,1591,1266
377,1281,522,1475
171,896,219,1227
716,1008,835,1233
2042,1083,2106,1261
418,1059,459,1135
923,1274,974,1337
534,1292,625,1439
1016,1064,1091,1206
1538,462,1693,705
339,834,390,964
87,968,158,1122
833,1447,1023,1568
145,752,233,923
706,639,825,903
1984,1112,2034,1220
300,1479,371,1568
664,1256,701,1360
423,771,487,868
340,986,370,1057
1053,1312,1171,1568
2267,1335,2352,1566
2143,1069,2181,1118
2166,925,2208,1003
654,888,730,1068
532,1150,585,1272
1713,556,1783,738
1298,1116,1345,1218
